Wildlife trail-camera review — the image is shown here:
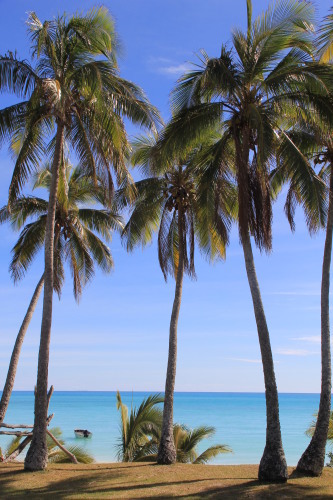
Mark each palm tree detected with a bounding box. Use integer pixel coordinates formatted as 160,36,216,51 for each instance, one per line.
154,0,333,481
173,424,231,464
306,411,333,468
116,392,231,464
307,411,333,443
0,162,122,428
272,103,332,476
0,8,160,470
116,391,164,462
294,13,333,477
121,135,232,464
0,427,94,464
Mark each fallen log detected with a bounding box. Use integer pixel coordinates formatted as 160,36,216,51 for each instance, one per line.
0,431,32,436
0,423,33,429
2,413,54,463
46,429,78,464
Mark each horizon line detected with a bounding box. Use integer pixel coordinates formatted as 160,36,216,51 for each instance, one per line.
4,390,325,395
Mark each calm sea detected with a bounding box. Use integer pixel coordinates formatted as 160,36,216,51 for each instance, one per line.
0,392,327,465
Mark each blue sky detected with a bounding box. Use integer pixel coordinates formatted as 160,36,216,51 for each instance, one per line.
0,0,332,393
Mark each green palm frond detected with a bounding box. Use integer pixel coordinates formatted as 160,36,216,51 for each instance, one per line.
317,8,333,63
193,445,232,464
157,0,333,252
0,54,38,97
9,216,46,282
1,8,162,206
116,391,163,462
122,177,164,251
49,445,95,464
123,132,231,280
174,424,231,464
306,411,333,443
115,393,231,465
2,435,22,457
1,162,121,300
274,119,328,233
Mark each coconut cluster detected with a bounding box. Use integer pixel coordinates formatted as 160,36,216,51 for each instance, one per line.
163,182,195,213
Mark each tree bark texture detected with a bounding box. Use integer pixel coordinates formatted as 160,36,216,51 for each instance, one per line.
0,275,44,426
242,230,288,482
157,206,185,465
24,123,64,472
296,168,333,476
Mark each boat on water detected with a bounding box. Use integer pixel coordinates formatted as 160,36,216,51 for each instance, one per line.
74,429,92,438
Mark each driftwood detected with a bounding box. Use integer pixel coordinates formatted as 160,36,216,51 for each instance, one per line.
1,386,56,463
1,385,79,465
3,436,32,462
46,430,78,464
1,423,33,429
2,413,54,463
1,382,79,465
0,431,32,436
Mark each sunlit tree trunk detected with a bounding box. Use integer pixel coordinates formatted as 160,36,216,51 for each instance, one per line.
157,205,185,464
297,167,333,476
0,275,44,426
242,230,288,482
24,122,64,471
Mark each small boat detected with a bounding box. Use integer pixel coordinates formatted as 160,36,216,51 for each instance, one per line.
74,429,92,438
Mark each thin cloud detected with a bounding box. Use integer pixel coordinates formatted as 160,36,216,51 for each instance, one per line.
291,335,333,345
148,56,191,77
229,357,261,364
276,348,318,356
292,335,321,343
268,291,319,297
158,63,191,75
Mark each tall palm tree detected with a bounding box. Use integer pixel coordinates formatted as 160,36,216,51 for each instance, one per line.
0,8,160,470
0,163,122,427
121,135,232,464
154,0,333,481
272,110,333,476
295,12,333,477
271,10,333,474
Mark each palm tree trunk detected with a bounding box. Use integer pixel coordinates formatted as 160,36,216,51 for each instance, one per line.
157,206,185,465
24,122,64,472
0,275,44,426
297,168,333,476
242,230,288,482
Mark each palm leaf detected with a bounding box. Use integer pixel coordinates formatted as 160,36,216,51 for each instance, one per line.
193,445,232,464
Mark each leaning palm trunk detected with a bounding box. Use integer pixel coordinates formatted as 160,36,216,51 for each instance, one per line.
157,206,185,465
242,230,288,482
0,275,44,426
24,123,65,471
297,169,333,476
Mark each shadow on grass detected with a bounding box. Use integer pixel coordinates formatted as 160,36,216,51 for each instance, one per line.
0,466,332,499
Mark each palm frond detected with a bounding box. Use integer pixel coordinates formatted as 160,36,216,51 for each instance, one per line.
193,444,232,464
317,8,333,63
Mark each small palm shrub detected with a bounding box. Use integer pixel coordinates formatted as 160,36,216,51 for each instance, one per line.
116,391,231,464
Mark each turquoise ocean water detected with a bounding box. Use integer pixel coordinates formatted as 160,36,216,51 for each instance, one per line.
0,392,327,465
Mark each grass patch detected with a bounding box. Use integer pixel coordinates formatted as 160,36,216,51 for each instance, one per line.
0,462,332,498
